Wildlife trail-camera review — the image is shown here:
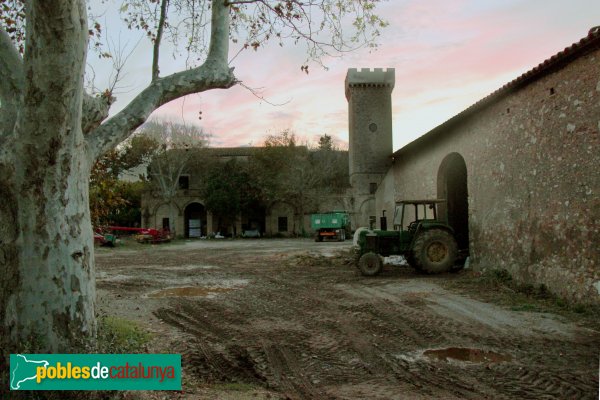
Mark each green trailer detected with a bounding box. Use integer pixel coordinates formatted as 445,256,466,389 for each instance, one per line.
311,211,350,242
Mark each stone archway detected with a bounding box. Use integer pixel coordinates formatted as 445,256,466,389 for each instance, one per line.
242,200,266,235
184,202,207,238
358,198,376,229
437,153,469,251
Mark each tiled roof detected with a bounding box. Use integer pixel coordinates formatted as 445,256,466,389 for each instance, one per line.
394,27,600,157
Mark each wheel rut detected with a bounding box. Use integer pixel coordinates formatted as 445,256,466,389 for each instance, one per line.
96,243,599,399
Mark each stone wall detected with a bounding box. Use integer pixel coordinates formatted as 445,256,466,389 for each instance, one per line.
381,45,600,303
266,201,296,236
374,169,396,229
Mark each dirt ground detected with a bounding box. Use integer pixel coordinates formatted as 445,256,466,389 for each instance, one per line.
95,238,599,400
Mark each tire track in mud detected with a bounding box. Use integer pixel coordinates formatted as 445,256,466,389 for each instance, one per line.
285,276,598,399
145,250,599,400
339,283,600,399
246,274,494,398
260,343,333,400
154,299,332,399
332,306,493,399
488,363,598,400
154,306,267,385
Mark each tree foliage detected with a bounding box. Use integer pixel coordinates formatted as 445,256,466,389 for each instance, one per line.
249,131,349,233
318,133,333,150
198,157,259,234
89,135,158,227
311,135,349,191
90,150,128,227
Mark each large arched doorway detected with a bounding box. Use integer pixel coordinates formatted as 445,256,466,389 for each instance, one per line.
437,153,469,253
242,200,266,236
184,202,207,238
359,198,376,229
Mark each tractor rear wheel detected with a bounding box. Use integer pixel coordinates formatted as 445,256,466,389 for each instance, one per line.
413,229,457,274
358,252,383,276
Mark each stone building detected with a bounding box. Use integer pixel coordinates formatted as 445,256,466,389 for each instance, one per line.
141,147,348,237
142,147,270,237
347,28,600,303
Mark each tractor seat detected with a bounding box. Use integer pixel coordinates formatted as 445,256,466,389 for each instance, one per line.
408,221,419,233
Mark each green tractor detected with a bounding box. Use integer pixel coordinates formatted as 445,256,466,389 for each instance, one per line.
354,199,458,276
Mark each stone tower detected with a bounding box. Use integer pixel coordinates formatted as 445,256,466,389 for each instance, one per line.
345,68,395,227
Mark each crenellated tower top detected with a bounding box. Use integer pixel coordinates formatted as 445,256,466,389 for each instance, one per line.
345,68,395,100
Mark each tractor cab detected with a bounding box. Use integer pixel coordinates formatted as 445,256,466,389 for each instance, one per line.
393,199,447,235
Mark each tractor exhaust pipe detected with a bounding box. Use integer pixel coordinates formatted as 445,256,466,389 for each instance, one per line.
380,210,388,231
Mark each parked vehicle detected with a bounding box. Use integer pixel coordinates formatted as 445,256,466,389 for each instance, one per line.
242,229,261,238
93,229,117,247
311,211,351,242
354,200,458,276
134,228,171,244
107,226,171,244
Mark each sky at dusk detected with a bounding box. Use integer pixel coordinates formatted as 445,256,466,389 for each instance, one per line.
91,0,600,151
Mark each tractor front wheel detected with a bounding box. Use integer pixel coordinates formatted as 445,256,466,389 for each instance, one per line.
413,229,457,274
358,252,383,276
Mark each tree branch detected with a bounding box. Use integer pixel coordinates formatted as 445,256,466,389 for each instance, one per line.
206,0,231,66
0,27,24,98
152,0,169,81
86,0,236,159
82,92,113,135
0,27,24,139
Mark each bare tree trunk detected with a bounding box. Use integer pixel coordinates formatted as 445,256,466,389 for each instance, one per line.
0,0,235,356
168,200,178,237
0,0,95,353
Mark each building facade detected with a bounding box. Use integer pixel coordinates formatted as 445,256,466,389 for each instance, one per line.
140,147,349,238
348,29,600,303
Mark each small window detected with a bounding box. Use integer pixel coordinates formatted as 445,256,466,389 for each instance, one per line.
278,217,288,232
369,182,377,194
178,175,189,189
162,218,170,230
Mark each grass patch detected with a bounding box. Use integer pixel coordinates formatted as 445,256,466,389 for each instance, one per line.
510,303,544,312
0,318,151,399
97,316,152,353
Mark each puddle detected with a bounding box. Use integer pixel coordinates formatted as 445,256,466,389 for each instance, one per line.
423,347,511,363
147,286,238,298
